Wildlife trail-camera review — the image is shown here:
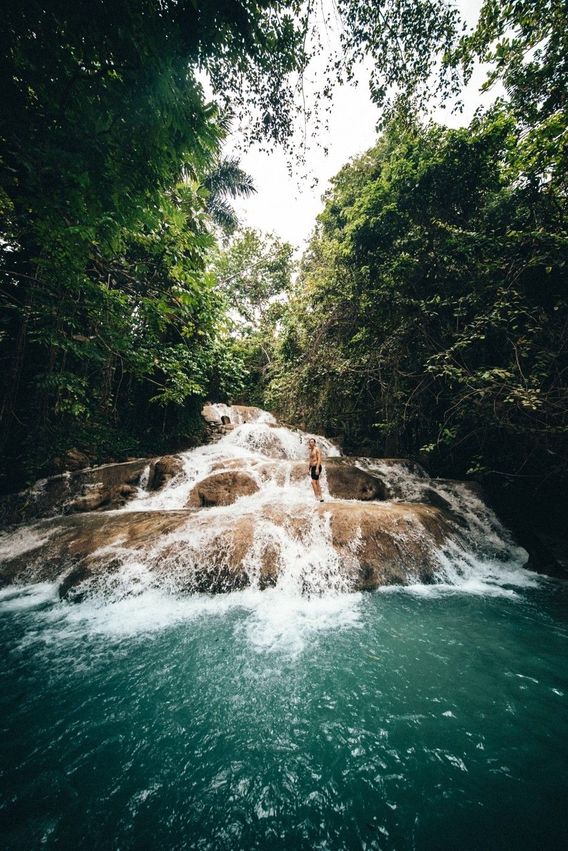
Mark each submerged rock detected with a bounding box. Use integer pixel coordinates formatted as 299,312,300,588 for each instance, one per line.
0,502,453,598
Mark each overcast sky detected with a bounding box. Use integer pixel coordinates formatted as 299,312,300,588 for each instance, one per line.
231,0,501,250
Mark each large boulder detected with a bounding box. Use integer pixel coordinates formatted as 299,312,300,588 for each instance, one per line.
201,404,222,425
147,456,184,491
321,501,446,588
325,462,387,501
187,471,260,507
0,502,454,598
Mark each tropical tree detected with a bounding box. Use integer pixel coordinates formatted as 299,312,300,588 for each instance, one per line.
202,158,257,235
267,109,568,522
209,228,294,405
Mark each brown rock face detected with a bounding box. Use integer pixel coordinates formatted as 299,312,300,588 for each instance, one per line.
147,456,184,491
0,502,453,598
0,510,193,590
187,471,260,507
201,404,240,442
325,462,387,501
0,458,149,526
201,404,222,425
68,483,138,513
321,502,447,588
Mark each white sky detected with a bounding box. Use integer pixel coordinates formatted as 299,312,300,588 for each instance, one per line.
231,0,502,250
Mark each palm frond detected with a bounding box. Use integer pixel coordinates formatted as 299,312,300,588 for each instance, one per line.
206,196,239,234
203,157,256,200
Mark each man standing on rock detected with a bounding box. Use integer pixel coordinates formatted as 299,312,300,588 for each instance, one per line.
308,438,324,502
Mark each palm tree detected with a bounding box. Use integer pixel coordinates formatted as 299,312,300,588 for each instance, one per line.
202,157,256,235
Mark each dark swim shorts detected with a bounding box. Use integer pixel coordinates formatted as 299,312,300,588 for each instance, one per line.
310,464,322,481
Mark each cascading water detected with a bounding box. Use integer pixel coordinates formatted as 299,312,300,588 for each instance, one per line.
0,404,537,606
103,404,532,599
1,405,566,850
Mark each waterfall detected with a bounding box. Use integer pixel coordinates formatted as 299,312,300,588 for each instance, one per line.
0,404,537,613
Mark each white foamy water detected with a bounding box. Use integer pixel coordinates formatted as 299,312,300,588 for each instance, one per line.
0,578,363,658
0,523,60,561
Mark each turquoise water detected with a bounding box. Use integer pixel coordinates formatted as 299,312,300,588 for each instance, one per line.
1,581,567,850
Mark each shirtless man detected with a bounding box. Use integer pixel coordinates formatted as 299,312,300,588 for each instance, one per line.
307,438,324,502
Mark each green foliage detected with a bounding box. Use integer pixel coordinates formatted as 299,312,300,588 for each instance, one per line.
209,227,294,404
211,228,294,329
453,0,568,187
334,0,462,116
267,108,568,499
201,157,256,236
0,1,290,488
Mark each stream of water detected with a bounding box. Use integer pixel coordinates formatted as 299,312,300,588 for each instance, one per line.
1,407,567,849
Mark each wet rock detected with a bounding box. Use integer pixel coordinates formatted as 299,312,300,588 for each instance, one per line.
0,510,193,589
210,459,252,473
0,459,149,526
419,487,467,528
187,471,260,508
320,502,448,588
325,463,387,501
378,458,429,477
201,404,222,425
251,431,289,459
502,524,566,578
147,456,183,491
254,459,387,500
68,483,138,513
230,405,267,423
0,502,454,597
201,404,240,442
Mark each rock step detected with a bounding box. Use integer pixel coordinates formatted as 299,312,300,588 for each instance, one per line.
0,502,452,597
189,461,388,506
1,453,427,528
